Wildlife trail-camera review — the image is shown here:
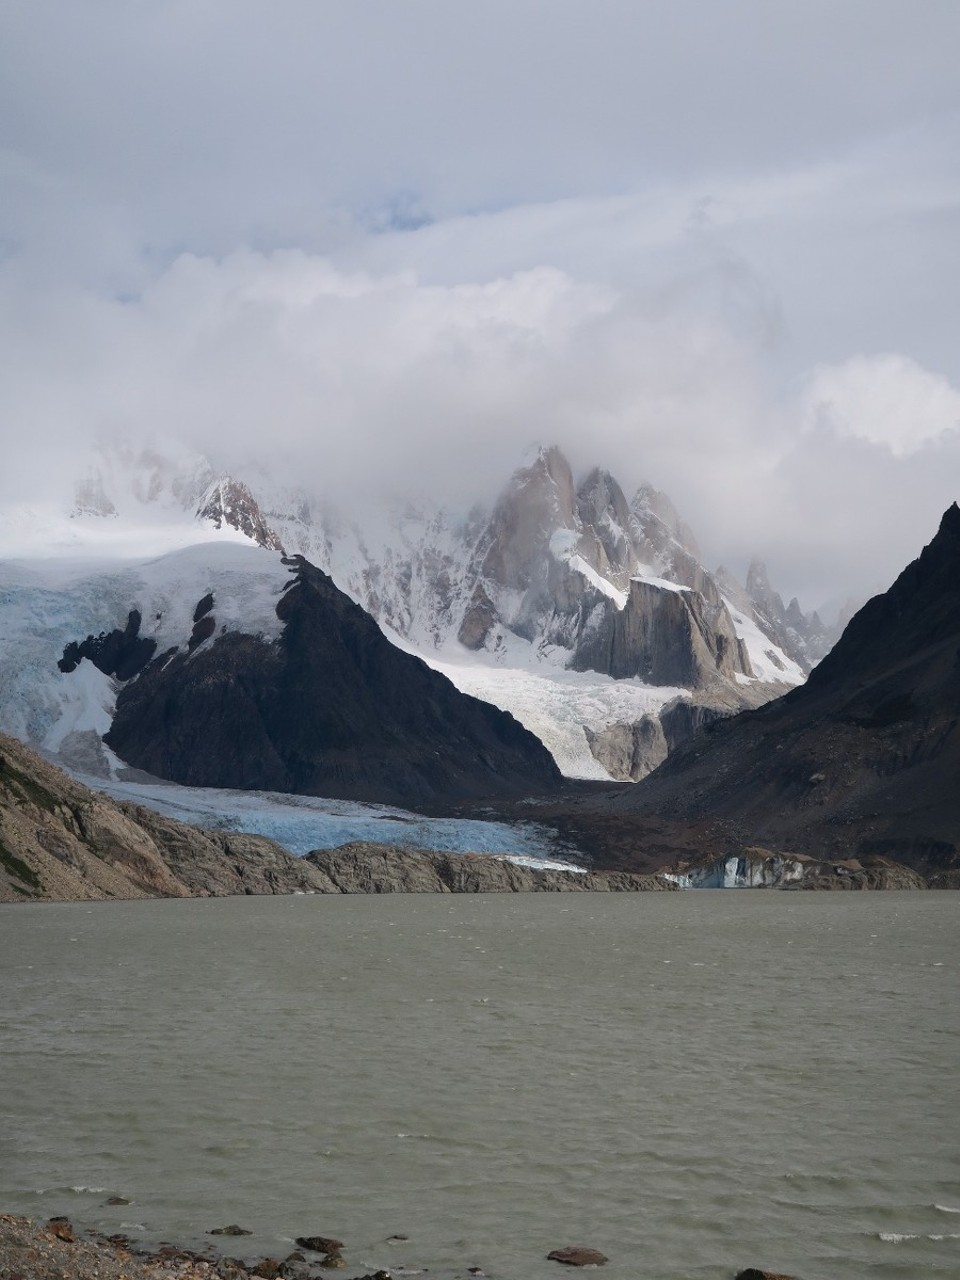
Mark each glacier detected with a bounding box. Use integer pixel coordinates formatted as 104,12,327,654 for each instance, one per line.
69,771,587,870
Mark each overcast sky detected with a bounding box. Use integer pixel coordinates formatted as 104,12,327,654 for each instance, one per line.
1,0,958,608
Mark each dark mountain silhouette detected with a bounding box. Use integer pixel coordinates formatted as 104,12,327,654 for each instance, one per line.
591,503,960,877
106,556,562,807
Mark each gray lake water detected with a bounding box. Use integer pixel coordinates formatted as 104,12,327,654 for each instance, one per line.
1,892,958,1280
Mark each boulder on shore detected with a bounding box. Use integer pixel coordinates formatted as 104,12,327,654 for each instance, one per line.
547,1246,608,1266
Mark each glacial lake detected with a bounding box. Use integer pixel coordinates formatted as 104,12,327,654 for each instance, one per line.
1,892,958,1280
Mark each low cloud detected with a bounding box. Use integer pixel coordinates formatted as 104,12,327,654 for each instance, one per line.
2,233,957,610
799,354,960,456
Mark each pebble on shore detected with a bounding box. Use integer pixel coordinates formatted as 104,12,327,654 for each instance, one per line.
0,1214,214,1280
0,1215,361,1280
0,1213,796,1280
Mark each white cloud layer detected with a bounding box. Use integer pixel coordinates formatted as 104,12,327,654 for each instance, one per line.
799,355,960,456
1,1,958,609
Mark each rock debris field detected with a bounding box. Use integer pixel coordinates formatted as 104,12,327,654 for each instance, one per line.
0,1216,794,1280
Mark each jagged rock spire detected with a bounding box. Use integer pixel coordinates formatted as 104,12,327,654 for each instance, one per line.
197,477,285,552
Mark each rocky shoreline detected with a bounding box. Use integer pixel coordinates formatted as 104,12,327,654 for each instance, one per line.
302,843,678,894
0,731,680,902
0,730,936,902
0,1214,374,1280
0,1214,795,1280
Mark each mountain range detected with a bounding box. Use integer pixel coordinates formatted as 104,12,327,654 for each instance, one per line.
0,437,955,890
0,441,837,788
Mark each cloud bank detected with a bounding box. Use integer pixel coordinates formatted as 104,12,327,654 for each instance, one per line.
1,1,958,608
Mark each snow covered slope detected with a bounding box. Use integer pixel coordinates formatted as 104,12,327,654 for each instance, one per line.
0,542,287,772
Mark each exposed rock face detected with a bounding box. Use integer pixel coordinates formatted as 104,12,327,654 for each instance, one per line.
717,559,838,672
0,730,329,902
594,504,960,876
928,868,960,889
586,717,669,781
197,477,285,551
585,698,734,780
454,447,755,691
572,577,748,686
584,686,791,781
304,843,679,893
745,558,836,668
105,556,562,806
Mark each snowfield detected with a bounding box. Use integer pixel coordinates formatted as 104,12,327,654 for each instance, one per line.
722,598,806,685
419,651,685,780
0,540,288,750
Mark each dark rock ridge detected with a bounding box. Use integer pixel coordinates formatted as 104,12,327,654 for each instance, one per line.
594,504,960,876
105,556,562,806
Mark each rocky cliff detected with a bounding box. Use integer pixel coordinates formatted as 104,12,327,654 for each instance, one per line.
456,446,755,688
715,559,838,672
304,842,678,893
196,477,285,552
572,576,748,687
584,691,752,781
0,731,326,901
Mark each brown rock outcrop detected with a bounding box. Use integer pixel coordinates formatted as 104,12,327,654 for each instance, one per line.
304,843,678,893
0,731,335,902
197,477,285,552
